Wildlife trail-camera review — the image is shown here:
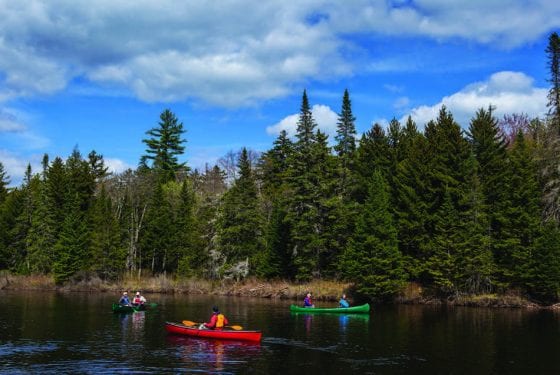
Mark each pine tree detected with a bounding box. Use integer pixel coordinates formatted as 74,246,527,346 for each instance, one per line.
65,148,96,213
88,150,110,182
394,130,430,279
284,90,327,281
176,179,200,277
218,148,264,279
9,165,37,273
259,130,295,278
26,182,57,273
426,189,461,294
529,222,560,303
456,154,494,294
340,170,406,300
45,157,67,233
89,184,125,280
142,109,188,181
334,89,357,198
496,131,541,289
546,32,560,131
0,189,24,270
467,107,508,289
52,194,90,284
139,183,173,274
355,123,391,203
260,130,294,198
0,161,10,204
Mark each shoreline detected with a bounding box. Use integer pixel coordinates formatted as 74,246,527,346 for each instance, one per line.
1,273,559,309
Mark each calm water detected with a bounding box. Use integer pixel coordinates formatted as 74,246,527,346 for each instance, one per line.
1,291,559,374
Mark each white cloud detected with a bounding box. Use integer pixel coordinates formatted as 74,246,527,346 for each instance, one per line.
0,149,41,187
266,104,338,138
104,157,134,174
0,109,26,132
0,1,557,106
401,71,547,127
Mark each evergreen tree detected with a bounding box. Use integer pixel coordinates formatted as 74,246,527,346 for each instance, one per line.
142,109,188,181
65,148,95,213
45,157,67,233
467,107,508,287
52,194,90,284
424,107,470,212
218,148,264,278
26,183,57,273
176,179,200,277
0,161,10,204
89,184,125,279
456,154,494,294
529,222,560,303
546,31,560,131
340,170,406,300
355,123,391,203
88,150,110,182
260,130,294,197
0,189,24,270
334,89,357,198
139,183,173,274
9,165,37,272
285,90,325,281
496,131,541,289
394,130,430,279
259,130,295,278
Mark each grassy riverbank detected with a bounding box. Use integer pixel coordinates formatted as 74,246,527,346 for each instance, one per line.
0,272,351,302
1,272,558,308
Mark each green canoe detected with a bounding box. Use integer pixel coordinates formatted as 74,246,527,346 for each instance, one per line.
289,303,370,314
112,303,146,313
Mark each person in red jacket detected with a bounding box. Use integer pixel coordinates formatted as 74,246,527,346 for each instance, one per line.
202,306,229,330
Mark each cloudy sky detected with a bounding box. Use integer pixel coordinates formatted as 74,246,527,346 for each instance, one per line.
1,0,559,185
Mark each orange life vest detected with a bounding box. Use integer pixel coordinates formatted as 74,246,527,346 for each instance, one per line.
216,313,225,328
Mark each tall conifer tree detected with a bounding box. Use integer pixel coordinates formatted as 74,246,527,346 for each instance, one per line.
218,148,263,278
340,170,406,299
142,109,188,181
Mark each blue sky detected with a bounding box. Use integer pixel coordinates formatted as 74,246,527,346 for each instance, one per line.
1,0,559,186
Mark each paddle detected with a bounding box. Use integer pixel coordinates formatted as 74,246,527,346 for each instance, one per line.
182,320,243,330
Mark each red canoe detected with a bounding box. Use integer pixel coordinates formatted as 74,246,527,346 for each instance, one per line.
165,322,262,342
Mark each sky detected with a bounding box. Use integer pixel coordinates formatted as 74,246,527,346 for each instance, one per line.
1,0,559,186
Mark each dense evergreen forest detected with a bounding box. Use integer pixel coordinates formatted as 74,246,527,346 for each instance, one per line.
1,33,560,303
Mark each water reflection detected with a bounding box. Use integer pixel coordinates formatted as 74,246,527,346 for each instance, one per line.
167,335,261,373
132,311,145,330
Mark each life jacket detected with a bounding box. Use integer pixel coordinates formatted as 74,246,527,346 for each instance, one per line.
216,313,225,328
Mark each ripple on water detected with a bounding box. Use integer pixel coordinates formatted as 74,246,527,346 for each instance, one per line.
0,340,59,357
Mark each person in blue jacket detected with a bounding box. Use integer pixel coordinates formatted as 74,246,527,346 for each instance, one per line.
303,292,315,308
339,294,350,308
119,291,130,306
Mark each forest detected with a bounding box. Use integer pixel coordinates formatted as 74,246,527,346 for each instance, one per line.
1,32,560,304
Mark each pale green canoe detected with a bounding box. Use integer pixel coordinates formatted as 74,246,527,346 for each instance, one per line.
289,303,370,314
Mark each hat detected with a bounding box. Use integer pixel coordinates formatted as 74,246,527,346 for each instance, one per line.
136,292,140,295
212,306,219,313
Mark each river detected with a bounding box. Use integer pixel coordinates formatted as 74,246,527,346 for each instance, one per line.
1,291,559,374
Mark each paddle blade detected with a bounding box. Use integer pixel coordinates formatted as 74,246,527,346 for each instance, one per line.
149,303,158,307
228,325,243,330
182,320,198,327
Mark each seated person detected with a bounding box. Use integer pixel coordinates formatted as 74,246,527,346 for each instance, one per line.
201,306,229,330
132,291,147,306
339,294,350,308
119,291,130,306
303,292,314,308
